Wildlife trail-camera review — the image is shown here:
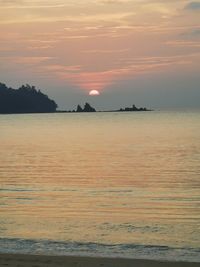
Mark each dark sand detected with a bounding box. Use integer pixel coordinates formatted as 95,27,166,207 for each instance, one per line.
0,254,199,267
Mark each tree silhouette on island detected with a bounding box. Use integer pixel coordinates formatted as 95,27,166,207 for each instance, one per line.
117,104,149,112
0,82,151,114
0,83,57,114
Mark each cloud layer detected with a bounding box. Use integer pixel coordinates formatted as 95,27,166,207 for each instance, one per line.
0,0,199,108
185,2,200,10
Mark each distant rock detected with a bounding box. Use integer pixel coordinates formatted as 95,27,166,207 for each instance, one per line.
75,103,96,113
60,103,151,113
76,104,83,112
83,102,96,112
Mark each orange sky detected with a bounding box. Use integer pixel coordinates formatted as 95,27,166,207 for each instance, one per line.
0,0,200,108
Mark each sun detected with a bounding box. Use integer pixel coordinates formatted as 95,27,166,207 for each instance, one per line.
89,90,100,96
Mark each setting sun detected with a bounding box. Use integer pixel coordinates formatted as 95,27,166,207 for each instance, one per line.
0,0,199,264
89,90,100,96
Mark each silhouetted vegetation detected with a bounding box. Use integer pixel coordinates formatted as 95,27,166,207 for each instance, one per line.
0,82,57,114
117,104,150,112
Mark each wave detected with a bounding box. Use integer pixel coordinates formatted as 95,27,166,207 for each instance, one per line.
0,238,200,262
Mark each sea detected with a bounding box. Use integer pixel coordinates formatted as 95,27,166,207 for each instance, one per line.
0,111,200,262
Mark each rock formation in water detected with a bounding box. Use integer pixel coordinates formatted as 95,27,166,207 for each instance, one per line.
0,82,57,114
76,104,83,112
83,102,96,112
75,103,96,112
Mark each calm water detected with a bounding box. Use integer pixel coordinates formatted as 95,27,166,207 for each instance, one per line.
0,111,200,261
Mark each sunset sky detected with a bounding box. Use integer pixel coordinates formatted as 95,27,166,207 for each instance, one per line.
0,0,200,110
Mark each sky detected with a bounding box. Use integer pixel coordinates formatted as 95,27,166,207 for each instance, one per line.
0,0,200,110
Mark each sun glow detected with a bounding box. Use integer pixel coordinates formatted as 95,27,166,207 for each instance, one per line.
89,90,100,96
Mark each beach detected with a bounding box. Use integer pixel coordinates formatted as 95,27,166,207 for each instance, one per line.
0,254,200,267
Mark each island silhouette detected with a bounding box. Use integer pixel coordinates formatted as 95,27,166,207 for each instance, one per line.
0,82,151,114
0,83,57,114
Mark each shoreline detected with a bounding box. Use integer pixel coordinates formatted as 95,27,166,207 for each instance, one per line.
0,109,152,115
0,254,199,267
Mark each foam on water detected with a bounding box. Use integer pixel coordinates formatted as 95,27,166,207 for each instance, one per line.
0,238,200,262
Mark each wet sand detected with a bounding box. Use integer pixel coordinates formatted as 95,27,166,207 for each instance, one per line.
0,254,199,267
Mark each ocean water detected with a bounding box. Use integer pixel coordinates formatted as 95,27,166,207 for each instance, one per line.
0,111,200,262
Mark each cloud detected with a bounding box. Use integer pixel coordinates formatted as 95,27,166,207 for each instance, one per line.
0,0,22,3
185,2,200,10
0,0,65,8
0,9,134,25
38,54,197,92
166,40,200,48
181,28,200,38
83,49,129,54
0,56,52,67
99,0,132,4
42,64,82,72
